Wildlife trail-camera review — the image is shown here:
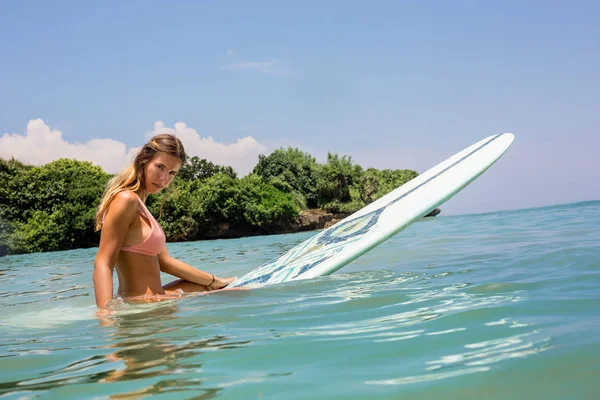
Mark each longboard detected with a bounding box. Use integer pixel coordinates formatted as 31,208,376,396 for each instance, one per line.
229,133,515,288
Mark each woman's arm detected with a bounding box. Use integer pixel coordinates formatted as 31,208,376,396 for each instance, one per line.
93,191,139,309
158,247,233,289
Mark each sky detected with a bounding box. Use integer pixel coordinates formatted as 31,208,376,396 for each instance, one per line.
0,0,598,215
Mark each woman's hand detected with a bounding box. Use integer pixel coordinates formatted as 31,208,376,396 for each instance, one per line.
209,276,237,290
95,308,117,327
96,308,115,317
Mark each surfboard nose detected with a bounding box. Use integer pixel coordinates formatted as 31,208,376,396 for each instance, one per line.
501,132,515,144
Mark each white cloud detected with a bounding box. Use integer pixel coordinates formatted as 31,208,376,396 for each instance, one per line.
224,59,293,77
0,119,268,175
150,121,267,175
0,119,131,173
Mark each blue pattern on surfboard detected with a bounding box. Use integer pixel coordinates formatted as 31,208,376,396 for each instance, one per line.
296,255,334,276
235,264,287,286
316,208,383,245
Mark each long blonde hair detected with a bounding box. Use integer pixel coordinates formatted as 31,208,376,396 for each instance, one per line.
95,134,187,230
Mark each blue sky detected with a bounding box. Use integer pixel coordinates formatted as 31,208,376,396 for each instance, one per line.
1,1,598,214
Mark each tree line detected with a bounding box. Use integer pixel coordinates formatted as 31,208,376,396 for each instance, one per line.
0,148,418,256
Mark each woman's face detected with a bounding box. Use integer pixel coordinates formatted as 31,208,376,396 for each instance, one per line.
143,153,183,194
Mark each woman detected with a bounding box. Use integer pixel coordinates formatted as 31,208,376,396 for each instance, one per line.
93,134,235,311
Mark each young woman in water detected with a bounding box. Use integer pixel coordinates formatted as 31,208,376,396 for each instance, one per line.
93,134,236,310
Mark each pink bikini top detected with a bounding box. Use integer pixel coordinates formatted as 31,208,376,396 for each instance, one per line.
121,195,166,256
104,192,166,256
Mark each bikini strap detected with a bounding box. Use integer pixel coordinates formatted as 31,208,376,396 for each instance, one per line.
132,195,159,227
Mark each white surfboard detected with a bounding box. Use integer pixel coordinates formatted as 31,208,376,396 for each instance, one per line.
229,133,515,288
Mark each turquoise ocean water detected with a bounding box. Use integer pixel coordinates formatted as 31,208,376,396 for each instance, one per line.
1,201,598,399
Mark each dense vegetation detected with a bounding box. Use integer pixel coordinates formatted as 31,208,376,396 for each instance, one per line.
0,149,418,256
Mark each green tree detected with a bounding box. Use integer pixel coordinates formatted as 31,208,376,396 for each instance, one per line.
358,168,418,205
149,173,298,239
196,173,298,231
253,147,319,208
0,158,110,255
381,169,419,190
178,156,237,181
147,179,206,241
0,158,33,255
315,153,363,207
358,168,382,204
238,174,298,227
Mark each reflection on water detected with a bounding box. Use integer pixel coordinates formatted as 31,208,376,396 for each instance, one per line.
98,304,253,399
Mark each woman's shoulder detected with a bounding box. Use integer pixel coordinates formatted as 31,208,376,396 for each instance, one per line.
113,190,140,204
108,191,141,216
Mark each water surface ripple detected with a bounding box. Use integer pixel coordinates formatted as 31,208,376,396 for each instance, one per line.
1,201,599,399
